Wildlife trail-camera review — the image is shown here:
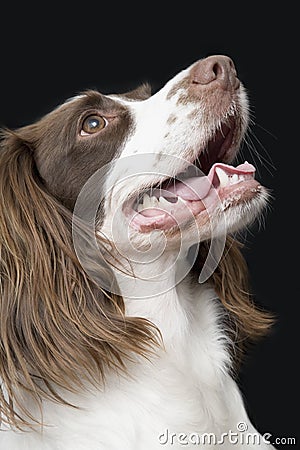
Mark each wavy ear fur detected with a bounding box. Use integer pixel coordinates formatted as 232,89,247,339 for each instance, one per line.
0,130,158,429
199,237,274,365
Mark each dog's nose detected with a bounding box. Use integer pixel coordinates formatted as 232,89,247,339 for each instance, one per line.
190,55,240,90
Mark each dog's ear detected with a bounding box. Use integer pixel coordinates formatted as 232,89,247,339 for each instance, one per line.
196,238,274,362
0,128,158,429
122,82,152,100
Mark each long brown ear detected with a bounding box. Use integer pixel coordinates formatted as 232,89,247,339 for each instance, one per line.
197,237,274,364
0,129,158,429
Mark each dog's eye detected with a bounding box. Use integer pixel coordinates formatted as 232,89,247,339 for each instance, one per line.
80,115,108,136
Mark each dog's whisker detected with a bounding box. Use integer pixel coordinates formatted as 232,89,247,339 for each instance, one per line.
254,122,278,140
248,127,277,171
245,133,275,177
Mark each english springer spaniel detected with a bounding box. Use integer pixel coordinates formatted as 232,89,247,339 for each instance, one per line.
0,55,274,449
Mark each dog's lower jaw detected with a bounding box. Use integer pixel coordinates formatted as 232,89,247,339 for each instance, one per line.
191,184,269,241
118,184,268,254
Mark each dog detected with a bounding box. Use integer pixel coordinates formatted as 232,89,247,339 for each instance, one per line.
0,55,275,449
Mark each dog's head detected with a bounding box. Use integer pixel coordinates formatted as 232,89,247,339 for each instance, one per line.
93,55,268,257
5,56,267,255
0,55,273,429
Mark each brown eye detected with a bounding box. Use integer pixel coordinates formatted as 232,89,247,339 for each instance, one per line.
80,115,107,136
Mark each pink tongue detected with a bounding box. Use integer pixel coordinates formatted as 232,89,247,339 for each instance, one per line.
165,176,211,201
163,162,255,201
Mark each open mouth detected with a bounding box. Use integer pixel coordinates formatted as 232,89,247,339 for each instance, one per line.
125,122,261,232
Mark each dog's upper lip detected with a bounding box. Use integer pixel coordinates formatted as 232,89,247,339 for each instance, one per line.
139,161,256,203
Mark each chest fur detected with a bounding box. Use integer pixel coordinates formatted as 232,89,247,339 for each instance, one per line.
1,284,240,449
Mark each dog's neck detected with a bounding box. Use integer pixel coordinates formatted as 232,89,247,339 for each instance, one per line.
113,249,199,342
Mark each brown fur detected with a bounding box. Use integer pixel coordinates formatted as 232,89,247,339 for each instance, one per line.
0,96,273,429
196,238,274,366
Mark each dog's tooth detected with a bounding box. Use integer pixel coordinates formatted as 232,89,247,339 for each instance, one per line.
158,196,171,208
215,167,229,187
142,193,152,208
231,173,239,184
137,204,144,212
141,194,160,208
150,196,158,207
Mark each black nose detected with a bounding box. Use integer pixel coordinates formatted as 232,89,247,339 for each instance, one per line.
190,55,240,91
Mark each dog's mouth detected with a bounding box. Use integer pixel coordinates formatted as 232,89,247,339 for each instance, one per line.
124,121,261,232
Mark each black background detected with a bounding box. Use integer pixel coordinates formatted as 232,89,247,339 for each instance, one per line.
0,5,297,449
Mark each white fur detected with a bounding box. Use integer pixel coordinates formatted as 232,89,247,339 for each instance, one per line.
0,280,273,449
